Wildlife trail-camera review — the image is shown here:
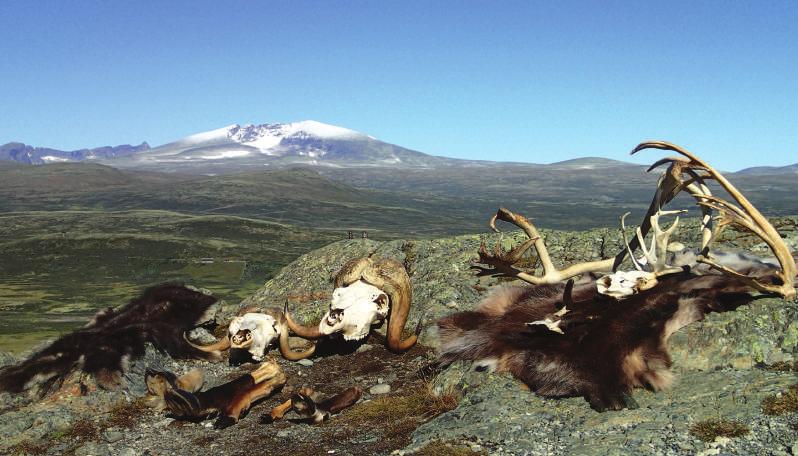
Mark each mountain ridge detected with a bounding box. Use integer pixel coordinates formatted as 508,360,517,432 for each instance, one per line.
0,141,150,165
3,120,797,174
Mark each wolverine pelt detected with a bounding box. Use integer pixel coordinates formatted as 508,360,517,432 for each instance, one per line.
436,273,766,412
0,283,219,395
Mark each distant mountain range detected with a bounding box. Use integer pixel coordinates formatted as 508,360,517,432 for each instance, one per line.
734,163,798,175
0,141,150,165
2,120,796,175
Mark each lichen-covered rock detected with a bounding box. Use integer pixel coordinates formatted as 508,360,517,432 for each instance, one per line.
243,218,798,361
670,297,798,370
410,369,798,456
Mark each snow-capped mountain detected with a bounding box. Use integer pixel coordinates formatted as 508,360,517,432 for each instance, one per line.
105,120,454,172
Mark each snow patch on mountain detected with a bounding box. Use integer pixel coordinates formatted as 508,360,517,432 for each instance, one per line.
200,150,252,160
226,120,365,154
40,156,70,163
179,125,238,145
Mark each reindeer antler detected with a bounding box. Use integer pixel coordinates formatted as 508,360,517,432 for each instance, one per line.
474,207,616,284
632,141,797,300
475,142,796,301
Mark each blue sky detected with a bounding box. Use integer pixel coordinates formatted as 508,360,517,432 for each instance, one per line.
0,1,795,170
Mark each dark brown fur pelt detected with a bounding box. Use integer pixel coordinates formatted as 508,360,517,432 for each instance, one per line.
0,283,219,395
436,273,760,411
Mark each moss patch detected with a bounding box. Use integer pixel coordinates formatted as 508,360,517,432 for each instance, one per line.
689,418,750,442
762,384,798,416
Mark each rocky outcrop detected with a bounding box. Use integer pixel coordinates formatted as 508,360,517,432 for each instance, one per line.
241,217,798,455
1,218,796,455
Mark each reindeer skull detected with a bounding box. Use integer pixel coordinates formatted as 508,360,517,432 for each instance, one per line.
228,313,279,361
319,280,390,341
596,270,657,299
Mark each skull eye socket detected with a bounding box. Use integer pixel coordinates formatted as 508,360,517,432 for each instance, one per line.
329,308,344,321
233,329,252,344
373,293,389,306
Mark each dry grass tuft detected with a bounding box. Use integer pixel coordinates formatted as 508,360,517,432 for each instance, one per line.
762,384,798,416
104,398,149,429
689,418,749,442
346,387,458,422
766,361,798,372
7,440,49,455
60,418,100,442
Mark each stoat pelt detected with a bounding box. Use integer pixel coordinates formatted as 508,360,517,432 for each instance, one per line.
0,283,220,395
436,274,761,412
265,385,363,424
149,360,286,427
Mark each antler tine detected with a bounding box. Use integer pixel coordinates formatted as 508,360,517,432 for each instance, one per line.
681,170,714,253
475,207,616,285
649,209,687,273
620,212,644,272
634,225,658,268
492,207,555,276
612,160,686,271
633,141,797,300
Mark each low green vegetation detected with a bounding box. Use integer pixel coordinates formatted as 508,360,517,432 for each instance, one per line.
1,163,795,354
0,210,338,353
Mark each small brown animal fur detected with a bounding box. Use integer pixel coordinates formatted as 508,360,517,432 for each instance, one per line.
266,385,363,423
154,360,285,427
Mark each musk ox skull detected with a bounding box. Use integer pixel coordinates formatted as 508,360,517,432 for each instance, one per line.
228,313,280,361
284,257,419,357
184,308,316,361
320,280,390,340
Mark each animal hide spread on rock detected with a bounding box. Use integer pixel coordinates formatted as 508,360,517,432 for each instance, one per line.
436,274,766,411
0,283,220,395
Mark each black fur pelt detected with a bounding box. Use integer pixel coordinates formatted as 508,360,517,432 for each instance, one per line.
436,273,766,411
0,283,220,395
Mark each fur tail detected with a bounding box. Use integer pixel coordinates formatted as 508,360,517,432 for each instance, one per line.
0,347,81,394
0,327,143,395
163,388,206,418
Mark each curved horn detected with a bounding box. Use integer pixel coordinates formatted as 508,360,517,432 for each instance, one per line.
182,332,231,353
283,301,323,339
361,258,417,352
334,257,372,288
277,320,316,361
